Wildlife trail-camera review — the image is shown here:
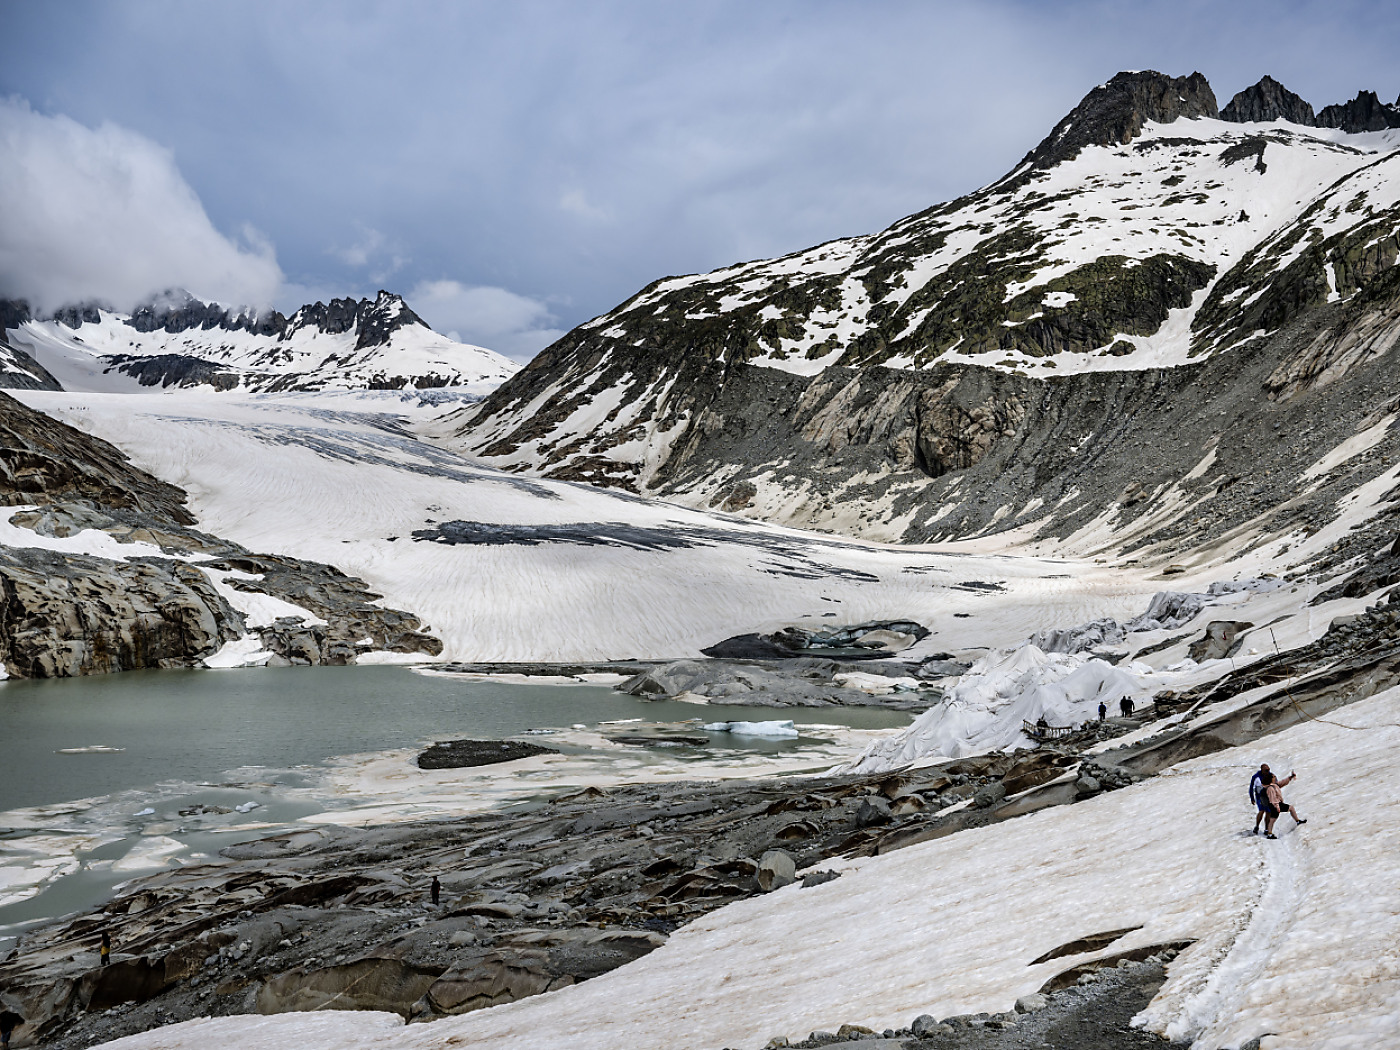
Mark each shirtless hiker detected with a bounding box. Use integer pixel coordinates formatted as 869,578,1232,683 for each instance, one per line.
1250,763,1271,834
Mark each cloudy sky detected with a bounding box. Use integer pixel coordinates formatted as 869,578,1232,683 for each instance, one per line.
2,0,1398,359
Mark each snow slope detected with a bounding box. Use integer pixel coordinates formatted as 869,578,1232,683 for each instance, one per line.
93,681,1400,1050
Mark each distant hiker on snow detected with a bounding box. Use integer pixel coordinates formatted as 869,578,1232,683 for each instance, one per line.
1250,763,1271,834
1261,770,1307,839
1119,696,1134,717
1098,701,1107,721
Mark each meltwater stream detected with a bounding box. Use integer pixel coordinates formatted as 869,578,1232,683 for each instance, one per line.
0,665,910,951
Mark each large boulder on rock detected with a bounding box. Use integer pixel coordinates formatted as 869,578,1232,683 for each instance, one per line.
756,849,797,891
856,796,894,827
1188,621,1253,662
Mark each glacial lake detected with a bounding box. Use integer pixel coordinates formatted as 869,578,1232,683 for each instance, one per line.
0,665,911,950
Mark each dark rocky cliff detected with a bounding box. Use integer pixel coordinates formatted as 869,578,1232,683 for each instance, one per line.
1220,75,1316,125
1020,70,1217,170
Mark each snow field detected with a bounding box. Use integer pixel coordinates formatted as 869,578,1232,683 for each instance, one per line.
11,390,1173,664
94,684,1400,1050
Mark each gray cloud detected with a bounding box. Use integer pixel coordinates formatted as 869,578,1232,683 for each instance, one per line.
2,1,1398,354
0,96,283,314
408,280,565,361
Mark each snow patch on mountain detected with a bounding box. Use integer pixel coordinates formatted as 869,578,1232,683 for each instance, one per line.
2,291,519,395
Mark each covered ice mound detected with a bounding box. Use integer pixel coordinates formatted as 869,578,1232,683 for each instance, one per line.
837,644,1166,774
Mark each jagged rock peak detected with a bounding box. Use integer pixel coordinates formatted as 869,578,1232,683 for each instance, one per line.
112,288,430,350
1021,70,1218,171
125,289,283,336
285,290,427,350
1220,75,1316,126
1316,89,1400,133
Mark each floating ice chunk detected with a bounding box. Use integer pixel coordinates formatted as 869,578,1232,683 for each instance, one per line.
703,720,799,738
234,801,261,814
134,807,155,817
112,836,186,872
56,745,125,754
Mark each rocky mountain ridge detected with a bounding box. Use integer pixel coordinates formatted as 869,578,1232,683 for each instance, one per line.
0,290,518,394
445,71,1400,571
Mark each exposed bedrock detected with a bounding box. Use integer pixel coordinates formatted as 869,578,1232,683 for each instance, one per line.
0,393,440,677
466,276,1400,579
1020,69,1217,170
0,546,243,677
0,391,194,525
0,302,63,391
204,553,444,662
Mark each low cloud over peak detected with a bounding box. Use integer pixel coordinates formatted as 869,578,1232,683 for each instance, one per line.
0,96,283,315
408,279,565,361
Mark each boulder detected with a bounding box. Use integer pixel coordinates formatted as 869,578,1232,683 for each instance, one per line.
416,739,559,769
973,782,1008,808
1187,620,1253,662
756,850,796,891
910,1014,943,1037
855,797,893,827
1015,992,1049,1013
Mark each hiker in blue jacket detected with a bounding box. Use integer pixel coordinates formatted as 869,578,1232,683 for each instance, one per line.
1250,763,1271,834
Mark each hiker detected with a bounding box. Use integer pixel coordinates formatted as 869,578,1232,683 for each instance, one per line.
430,875,441,906
1119,696,1133,717
1250,763,1271,834
1036,715,1049,729
1262,770,1307,839
100,931,111,966
0,1010,23,1050
1098,700,1107,721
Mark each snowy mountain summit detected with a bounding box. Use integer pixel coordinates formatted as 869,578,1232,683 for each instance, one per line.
0,289,519,395
452,71,1400,548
